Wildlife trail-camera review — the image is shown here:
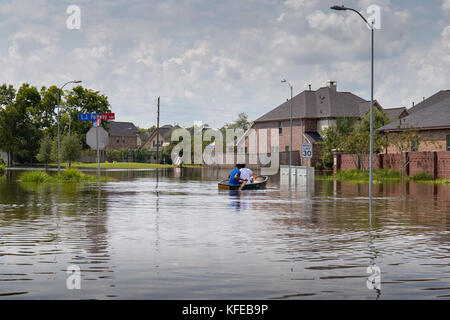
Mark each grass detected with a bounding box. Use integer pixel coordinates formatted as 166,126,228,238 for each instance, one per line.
19,169,115,184
317,169,450,185
48,162,201,169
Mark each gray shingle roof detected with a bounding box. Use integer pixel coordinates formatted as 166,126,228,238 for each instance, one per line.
385,107,408,120
255,87,370,122
378,97,450,132
107,121,140,137
408,90,450,114
304,132,323,143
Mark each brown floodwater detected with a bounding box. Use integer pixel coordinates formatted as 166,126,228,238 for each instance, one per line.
0,168,449,299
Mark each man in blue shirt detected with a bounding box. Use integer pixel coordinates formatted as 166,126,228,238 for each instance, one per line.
228,164,245,186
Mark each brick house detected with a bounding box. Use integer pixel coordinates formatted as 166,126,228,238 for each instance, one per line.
142,125,174,152
378,90,450,153
240,81,385,167
106,121,140,150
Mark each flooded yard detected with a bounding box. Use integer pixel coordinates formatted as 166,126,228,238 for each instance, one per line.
0,168,449,299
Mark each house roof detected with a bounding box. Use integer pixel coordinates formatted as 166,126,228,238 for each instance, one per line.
378,97,450,132
384,107,408,120
304,131,323,143
146,125,175,143
408,90,450,114
107,121,139,137
254,86,372,122
139,133,149,142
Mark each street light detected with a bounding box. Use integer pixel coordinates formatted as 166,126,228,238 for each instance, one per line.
281,79,293,186
331,4,375,205
57,80,82,174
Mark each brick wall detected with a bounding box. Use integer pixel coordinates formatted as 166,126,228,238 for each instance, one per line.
334,151,450,179
106,135,138,150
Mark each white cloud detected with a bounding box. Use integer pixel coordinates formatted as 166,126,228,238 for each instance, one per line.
443,0,450,12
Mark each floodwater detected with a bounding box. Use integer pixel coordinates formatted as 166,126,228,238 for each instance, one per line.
0,168,449,300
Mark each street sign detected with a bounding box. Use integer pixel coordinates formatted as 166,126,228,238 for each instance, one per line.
86,127,109,150
302,143,313,158
79,113,99,121
97,113,115,121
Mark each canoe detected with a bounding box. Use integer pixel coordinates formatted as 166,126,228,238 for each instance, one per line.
218,176,268,190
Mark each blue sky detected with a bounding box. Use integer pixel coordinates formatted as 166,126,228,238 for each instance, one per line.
1,0,450,128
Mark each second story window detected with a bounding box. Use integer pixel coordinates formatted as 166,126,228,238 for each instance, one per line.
447,135,450,151
279,121,283,134
412,141,419,152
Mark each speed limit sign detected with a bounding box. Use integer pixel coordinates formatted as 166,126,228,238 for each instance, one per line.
302,143,313,158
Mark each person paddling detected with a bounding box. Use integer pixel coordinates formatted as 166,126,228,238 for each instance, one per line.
228,164,246,187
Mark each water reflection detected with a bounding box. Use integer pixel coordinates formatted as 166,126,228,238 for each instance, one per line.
0,168,449,299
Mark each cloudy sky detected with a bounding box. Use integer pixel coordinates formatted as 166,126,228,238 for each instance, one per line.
1,0,449,128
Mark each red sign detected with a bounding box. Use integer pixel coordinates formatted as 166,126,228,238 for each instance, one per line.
97,113,115,121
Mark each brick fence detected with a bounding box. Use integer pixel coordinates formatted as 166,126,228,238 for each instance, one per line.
333,151,450,179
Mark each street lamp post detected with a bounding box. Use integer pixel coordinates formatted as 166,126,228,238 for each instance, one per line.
331,5,375,205
281,79,293,186
57,80,82,174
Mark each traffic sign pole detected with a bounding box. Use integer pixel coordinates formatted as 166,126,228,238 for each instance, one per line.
96,119,101,185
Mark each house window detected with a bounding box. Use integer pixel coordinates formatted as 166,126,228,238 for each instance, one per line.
116,139,119,143
412,141,419,152
285,146,290,152
271,146,279,154
447,135,450,151
245,147,248,154
279,121,283,134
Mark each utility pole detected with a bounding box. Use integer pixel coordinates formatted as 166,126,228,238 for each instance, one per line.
156,97,160,164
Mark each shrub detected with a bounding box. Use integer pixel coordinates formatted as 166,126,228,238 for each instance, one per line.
20,171,52,183
56,168,84,182
412,172,434,182
0,164,5,176
0,158,5,166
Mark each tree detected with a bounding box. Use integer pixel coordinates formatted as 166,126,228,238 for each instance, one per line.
320,117,358,169
0,84,16,107
223,113,252,131
57,86,112,149
61,135,82,168
36,135,53,170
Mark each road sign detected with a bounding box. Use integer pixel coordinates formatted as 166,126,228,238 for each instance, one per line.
302,143,313,158
97,113,115,121
79,113,99,121
86,127,109,150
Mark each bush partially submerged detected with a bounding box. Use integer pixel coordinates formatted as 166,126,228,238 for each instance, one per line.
19,169,114,184
0,164,5,176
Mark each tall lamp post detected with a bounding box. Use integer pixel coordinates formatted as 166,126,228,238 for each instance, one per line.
331,4,375,205
57,80,82,174
281,79,293,186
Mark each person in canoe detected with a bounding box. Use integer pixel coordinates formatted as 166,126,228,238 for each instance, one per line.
228,164,247,186
239,164,256,184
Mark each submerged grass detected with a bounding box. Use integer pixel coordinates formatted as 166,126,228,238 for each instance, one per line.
19,169,115,184
317,169,450,185
48,162,201,169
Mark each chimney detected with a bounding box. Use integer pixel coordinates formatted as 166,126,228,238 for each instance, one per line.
326,80,337,91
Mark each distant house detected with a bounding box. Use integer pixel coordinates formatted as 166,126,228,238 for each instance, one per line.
142,125,175,152
384,107,408,120
106,121,140,150
240,80,386,167
379,92,450,153
138,133,150,148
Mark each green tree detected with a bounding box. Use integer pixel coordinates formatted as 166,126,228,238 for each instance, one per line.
61,135,82,168
36,135,53,169
0,84,16,106
223,113,252,131
320,117,358,169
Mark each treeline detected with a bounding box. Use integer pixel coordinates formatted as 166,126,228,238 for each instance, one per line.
0,83,111,166
320,108,399,169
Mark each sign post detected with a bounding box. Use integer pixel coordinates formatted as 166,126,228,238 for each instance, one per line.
81,113,113,184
